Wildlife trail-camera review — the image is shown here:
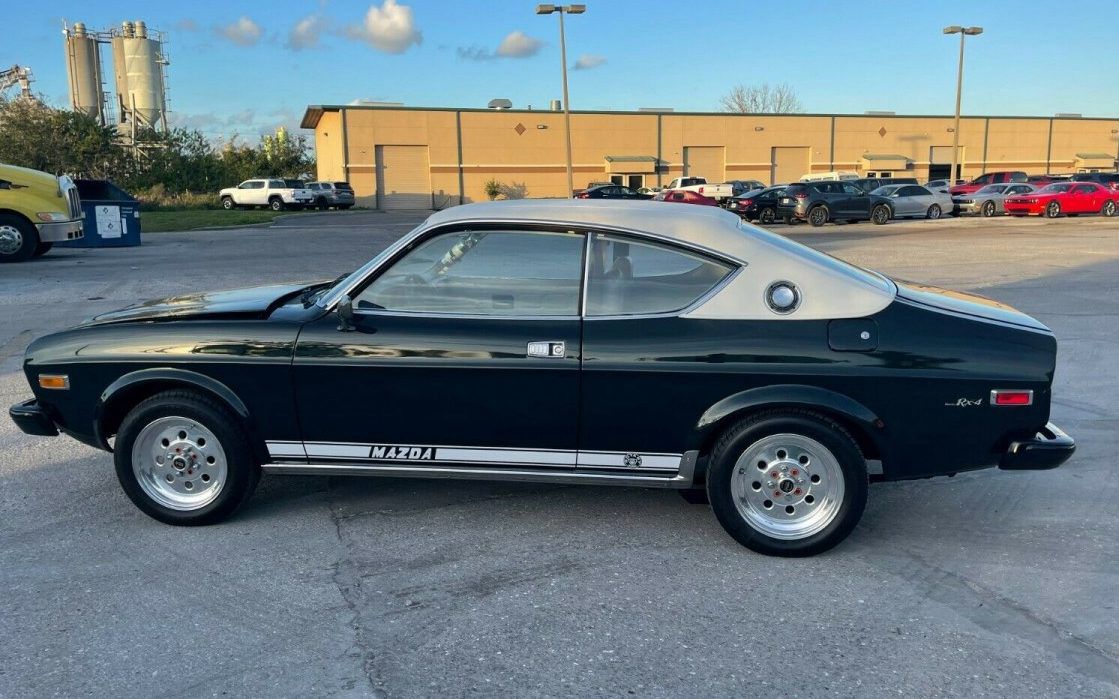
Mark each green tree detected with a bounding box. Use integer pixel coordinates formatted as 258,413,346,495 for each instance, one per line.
0,97,125,178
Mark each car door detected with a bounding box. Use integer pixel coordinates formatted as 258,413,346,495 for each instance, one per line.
291,228,586,467
1070,184,1095,213
901,185,930,216
579,231,738,470
838,181,868,218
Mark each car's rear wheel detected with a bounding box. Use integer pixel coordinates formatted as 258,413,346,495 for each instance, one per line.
926,204,942,219
706,410,868,557
269,198,284,212
982,200,996,217
316,197,328,210
1045,201,1061,218
1103,200,1117,217
807,205,828,227
0,214,40,263
221,196,234,210
114,390,260,525
759,208,775,224
871,204,891,225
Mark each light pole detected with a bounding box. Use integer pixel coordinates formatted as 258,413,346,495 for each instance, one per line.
943,25,982,187
537,4,585,197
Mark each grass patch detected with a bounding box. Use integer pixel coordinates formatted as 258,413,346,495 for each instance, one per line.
140,209,306,232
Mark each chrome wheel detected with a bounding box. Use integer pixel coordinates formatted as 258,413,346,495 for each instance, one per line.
927,204,941,219
730,433,845,540
131,415,228,511
1103,201,1116,217
0,224,23,255
1046,201,1060,218
982,200,996,217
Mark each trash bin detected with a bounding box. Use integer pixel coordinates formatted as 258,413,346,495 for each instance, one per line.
57,179,141,248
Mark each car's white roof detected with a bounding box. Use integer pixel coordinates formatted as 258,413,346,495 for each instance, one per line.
422,200,896,320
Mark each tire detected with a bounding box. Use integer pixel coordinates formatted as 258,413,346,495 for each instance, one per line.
926,204,942,219
871,204,891,225
1045,201,1061,218
316,197,328,211
807,205,829,227
706,409,868,557
981,200,996,217
758,207,775,225
0,214,39,263
678,489,710,505
269,198,284,212
113,390,260,526
32,242,53,257
221,196,234,210
1103,200,1117,217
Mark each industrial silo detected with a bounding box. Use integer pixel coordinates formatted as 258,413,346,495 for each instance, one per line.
64,22,104,121
111,20,168,131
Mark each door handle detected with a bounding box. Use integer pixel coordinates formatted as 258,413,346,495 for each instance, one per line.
527,341,565,358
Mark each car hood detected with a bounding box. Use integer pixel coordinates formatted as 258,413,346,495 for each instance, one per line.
893,279,1049,331
84,282,321,326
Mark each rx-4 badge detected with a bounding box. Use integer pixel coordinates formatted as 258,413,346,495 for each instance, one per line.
370,445,435,460
944,398,983,407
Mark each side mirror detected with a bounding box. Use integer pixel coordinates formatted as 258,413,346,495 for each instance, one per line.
337,295,355,332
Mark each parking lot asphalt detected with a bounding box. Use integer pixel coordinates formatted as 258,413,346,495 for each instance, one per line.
2,210,1117,697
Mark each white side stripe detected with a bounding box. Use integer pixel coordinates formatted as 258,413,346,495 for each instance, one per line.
266,441,306,457
435,447,576,466
306,443,373,458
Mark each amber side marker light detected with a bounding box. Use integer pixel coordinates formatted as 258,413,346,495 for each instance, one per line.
991,389,1032,406
38,375,70,390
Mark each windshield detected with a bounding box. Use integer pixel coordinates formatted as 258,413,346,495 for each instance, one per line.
977,185,1007,194
1040,183,1073,193
871,185,899,196
317,223,427,307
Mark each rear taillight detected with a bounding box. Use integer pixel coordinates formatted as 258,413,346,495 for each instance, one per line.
793,192,808,199
576,192,588,199
991,390,1033,406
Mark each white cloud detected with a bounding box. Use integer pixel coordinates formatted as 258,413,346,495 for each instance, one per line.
572,53,606,71
174,19,199,33
288,14,327,50
346,0,422,54
215,16,263,47
496,30,542,58
458,30,543,61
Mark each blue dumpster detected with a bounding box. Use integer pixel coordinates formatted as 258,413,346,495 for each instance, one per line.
57,179,141,248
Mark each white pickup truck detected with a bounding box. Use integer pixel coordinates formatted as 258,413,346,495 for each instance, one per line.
219,178,314,211
664,177,735,202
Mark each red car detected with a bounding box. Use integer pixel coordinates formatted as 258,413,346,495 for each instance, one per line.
656,189,719,206
1003,181,1119,218
950,171,1028,196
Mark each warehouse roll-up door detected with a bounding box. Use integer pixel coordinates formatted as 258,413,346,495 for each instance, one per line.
375,145,431,210
770,146,811,185
683,146,725,182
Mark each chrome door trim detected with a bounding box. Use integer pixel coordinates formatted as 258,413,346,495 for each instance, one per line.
262,462,693,488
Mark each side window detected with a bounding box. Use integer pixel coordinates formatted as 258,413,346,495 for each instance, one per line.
249,181,265,189
355,230,584,316
974,174,992,185
1074,185,1095,194
1009,172,1027,183
840,182,861,195
269,180,286,188
586,233,734,316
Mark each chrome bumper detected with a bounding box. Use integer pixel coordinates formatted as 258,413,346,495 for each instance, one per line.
36,219,84,243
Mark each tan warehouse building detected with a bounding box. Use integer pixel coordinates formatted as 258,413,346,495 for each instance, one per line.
300,104,1119,210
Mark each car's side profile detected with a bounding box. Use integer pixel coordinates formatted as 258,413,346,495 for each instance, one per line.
10,201,1074,556
1004,182,1119,218
869,184,953,219
953,183,1036,217
777,182,894,226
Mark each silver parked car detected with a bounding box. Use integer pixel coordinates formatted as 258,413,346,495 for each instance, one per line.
953,183,1036,217
870,184,954,219
306,181,356,210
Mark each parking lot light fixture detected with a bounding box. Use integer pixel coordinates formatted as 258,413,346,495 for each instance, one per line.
943,25,983,187
537,4,586,197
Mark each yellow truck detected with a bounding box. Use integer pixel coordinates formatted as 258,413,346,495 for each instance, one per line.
0,163,84,262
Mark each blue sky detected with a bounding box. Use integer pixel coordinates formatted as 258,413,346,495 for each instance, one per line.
4,0,1117,141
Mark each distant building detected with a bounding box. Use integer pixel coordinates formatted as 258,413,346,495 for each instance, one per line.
300,104,1119,209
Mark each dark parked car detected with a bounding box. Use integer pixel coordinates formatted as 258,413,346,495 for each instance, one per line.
575,184,652,200
1070,173,1119,190
847,177,918,194
726,179,766,197
777,181,894,226
9,201,1074,557
728,186,786,223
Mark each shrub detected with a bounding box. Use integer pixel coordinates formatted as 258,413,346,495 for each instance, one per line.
483,178,502,201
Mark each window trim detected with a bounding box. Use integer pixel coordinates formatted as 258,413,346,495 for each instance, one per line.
328,221,743,321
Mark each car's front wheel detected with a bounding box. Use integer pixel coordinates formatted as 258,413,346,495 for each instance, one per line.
0,214,39,263
221,196,235,210
114,390,260,525
706,410,868,557
926,204,942,219
982,200,996,217
871,204,891,225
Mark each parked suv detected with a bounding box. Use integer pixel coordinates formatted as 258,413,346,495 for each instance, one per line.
950,171,1027,196
848,176,918,194
1070,173,1119,190
776,181,893,226
307,181,356,209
